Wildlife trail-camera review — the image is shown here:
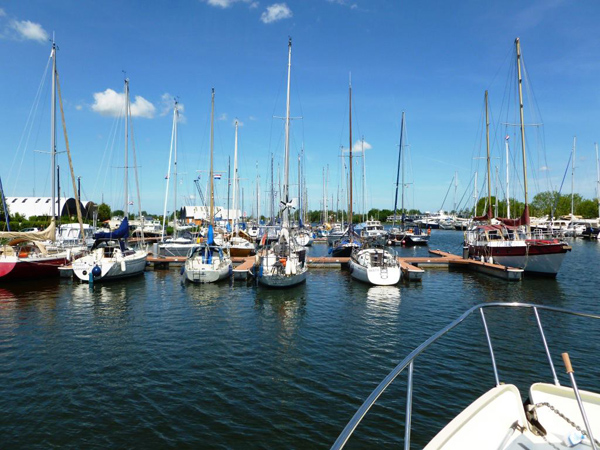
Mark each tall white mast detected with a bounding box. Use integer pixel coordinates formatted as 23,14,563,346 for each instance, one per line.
362,136,366,221
161,101,178,240
124,78,130,219
51,40,57,223
209,88,215,225
596,142,600,219
516,38,530,232
505,135,511,219
232,120,239,231
282,37,292,228
173,101,179,234
571,136,576,217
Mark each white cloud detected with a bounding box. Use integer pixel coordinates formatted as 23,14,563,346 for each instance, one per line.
540,166,550,172
204,0,255,8
75,105,83,111
249,115,258,121
91,88,156,118
218,112,228,121
353,139,372,152
10,19,48,43
0,8,6,17
326,0,358,8
159,93,186,122
260,3,292,23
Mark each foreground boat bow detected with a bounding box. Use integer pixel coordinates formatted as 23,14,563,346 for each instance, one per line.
332,303,600,450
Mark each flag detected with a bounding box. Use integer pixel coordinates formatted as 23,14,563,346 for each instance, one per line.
214,174,222,180
165,174,169,179
128,201,134,205
505,135,510,140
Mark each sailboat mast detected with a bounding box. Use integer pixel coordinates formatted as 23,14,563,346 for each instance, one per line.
571,136,576,217
173,101,179,234
505,135,511,219
124,78,130,219
362,137,366,221
161,101,177,241
348,74,353,231
401,113,406,227
596,142,600,218
283,37,292,228
51,41,57,221
485,90,492,220
209,88,215,225
233,120,239,231
516,38,529,209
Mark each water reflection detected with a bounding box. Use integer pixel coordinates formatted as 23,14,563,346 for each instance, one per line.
366,286,401,309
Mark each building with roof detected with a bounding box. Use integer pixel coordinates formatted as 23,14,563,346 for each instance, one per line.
5,197,96,220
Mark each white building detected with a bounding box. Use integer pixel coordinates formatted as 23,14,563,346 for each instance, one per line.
4,197,95,220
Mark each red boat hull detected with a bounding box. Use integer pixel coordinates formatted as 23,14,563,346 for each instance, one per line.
0,257,68,281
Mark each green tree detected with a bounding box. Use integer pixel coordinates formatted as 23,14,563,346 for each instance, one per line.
578,199,599,219
97,203,112,222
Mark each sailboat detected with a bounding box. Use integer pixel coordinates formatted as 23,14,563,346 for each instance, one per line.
158,100,196,258
387,112,429,247
72,78,148,282
330,76,361,258
227,120,255,257
183,89,232,284
0,41,77,281
256,38,307,288
464,42,570,277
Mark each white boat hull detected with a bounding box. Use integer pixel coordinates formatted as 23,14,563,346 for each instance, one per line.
349,249,401,286
184,259,231,283
349,259,401,286
72,248,148,282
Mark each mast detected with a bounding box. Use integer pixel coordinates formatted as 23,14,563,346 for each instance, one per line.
209,88,215,226
233,120,239,231
282,37,292,228
348,74,353,234
505,135,511,219
227,156,231,226
173,100,179,235
516,38,530,222
485,90,492,221
124,77,130,219
51,40,57,223
161,101,177,241
571,136,576,217
596,143,600,218
362,136,366,222
401,115,406,228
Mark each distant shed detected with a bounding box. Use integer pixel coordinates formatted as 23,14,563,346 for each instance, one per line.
5,197,95,219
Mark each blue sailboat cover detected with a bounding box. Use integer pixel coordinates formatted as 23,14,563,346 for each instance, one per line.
94,217,129,240
207,224,214,245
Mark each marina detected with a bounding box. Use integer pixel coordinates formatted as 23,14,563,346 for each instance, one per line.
1,231,599,448
2,2,600,448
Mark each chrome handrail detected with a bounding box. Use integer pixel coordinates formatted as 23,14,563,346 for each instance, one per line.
331,302,600,450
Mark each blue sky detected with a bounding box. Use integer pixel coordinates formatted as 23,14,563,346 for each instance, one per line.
1,0,599,217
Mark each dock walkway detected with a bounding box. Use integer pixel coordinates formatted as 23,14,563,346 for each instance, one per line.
145,249,523,282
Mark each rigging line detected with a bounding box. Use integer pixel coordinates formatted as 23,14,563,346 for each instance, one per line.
439,176,454,212
552,152,573,219
9,53,52,195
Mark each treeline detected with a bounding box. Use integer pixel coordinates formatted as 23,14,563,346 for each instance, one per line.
475,191,599,219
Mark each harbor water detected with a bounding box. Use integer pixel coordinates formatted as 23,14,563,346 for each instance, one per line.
1,230,599,448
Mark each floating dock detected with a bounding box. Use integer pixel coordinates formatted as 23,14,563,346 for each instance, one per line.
145,249,522,282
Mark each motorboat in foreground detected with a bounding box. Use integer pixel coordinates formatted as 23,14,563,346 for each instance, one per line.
332,302,600,449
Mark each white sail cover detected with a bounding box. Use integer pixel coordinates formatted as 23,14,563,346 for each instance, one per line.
0,218,56,242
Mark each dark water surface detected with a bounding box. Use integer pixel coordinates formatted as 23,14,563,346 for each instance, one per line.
1,231,599,448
